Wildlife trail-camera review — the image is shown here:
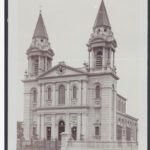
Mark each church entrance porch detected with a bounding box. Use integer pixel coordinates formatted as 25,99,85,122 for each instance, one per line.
58,120,65,140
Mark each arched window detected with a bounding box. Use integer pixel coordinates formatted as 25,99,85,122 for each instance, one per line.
73,86,77,99
48,87,51,100
31,88,37,103
96,85,100,99
58,85,65,105
96,51,103,68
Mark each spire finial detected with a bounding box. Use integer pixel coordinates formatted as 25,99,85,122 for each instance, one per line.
39,3,42,14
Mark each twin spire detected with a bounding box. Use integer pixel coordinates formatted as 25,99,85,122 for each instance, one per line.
33,12,48,39
93,0,111,30
32,0,110,39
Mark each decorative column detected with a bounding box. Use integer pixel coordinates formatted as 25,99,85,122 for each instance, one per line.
111,50,113,68
41,115,45,139
65,113,70,134
113,89,117,141
56,84,58,105
81,113,86,140
91,51,95,69
82,80,87,106
38,56,41,74
66,82,70,105
24,92,31,140
77,114,81,140
41,84,45,107
36,115,40,139
45,56,47,71
37,84,41,108
28,57,32,76
51,114,55,140
78,81,81,105
102,47,105,69
52,83,56,106
113,51,115,68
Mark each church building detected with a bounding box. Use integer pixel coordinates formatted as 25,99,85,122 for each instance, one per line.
23,0,138,146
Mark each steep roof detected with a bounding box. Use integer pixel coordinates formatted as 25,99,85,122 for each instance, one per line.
33,12,48,39
93,0,111,29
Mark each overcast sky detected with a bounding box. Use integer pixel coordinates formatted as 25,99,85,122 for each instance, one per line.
8,0,147,149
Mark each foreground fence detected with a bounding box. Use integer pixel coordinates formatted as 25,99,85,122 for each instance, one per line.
67,140,138,150
17,139,138,150
17,140,61,150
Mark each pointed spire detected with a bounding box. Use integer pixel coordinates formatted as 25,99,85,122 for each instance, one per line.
33,12,48,39
93,0,111,30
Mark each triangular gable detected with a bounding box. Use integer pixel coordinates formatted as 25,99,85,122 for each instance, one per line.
38,64,87,79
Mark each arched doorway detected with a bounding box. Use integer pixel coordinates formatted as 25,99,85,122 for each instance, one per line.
71,126,77,140
58,121,65,140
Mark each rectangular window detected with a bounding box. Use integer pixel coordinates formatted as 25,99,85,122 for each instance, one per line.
48,88,51,100
117,125,122,140
47,127,51,140
95,127,99,136
126,127,131,141
33,127,36,136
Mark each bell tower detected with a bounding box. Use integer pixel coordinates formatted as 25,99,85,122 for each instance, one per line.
88,0,117,72
26,12,54,77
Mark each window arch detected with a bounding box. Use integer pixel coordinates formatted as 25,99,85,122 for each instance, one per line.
73,86,77,99
31,88,37,103
58,85,65,105
96,85,100,99
48,87,51,100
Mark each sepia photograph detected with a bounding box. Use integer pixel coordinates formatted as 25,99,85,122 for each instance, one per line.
8,0,147,150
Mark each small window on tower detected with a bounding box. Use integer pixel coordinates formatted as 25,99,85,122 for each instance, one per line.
34,58,39,75
96,51,103,68
41,39,43,42
48,87,51,100
104,28,107,32
95,127,99,136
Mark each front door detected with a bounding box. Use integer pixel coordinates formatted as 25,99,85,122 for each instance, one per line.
47,127,51,140
58,121,65,140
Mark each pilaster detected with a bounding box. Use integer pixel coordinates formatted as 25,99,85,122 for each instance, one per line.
24,92,31,140
77,114,81,140
45,57,47,71
82,80,87,106
41,84,45,107
52,83,56,106
36,115,40,139
102,47,105,68
51,114,56,140
66,82,70,105
41,115,45,139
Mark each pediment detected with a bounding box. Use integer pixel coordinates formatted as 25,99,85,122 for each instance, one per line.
38,64,86,79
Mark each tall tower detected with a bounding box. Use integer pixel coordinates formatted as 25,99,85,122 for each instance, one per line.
26,12,54,77
87,0,118,141
88,0,117,72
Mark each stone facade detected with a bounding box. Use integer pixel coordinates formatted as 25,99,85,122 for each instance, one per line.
23,0,138,149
